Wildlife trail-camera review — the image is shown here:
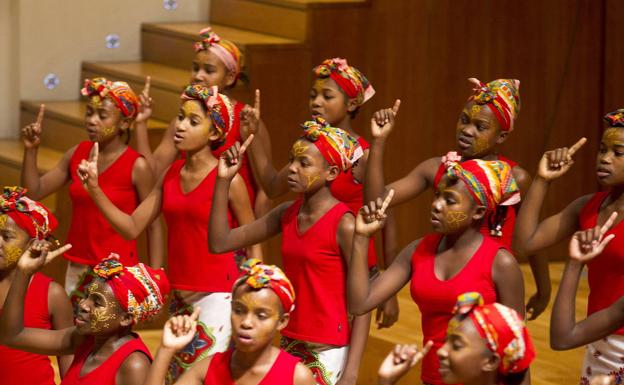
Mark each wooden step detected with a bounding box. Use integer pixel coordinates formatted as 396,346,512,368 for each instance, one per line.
20,100,169,153
142,23,303,71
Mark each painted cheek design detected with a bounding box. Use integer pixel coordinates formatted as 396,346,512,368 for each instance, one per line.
472,135,490,154
90,306,116,332
101,125,116,138
446,211,468,230
306,174,320,189
5,245,23,264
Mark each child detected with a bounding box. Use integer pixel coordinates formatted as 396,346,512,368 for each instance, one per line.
0,186,74,384
20,78,163,299
0,248,170,385
144,259,316,385
79,84,261,382
209,118,370,385
348,156,526,385
366,78,550,320
378,293,534,385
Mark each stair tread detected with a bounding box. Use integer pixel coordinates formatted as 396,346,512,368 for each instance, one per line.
83,61,190,92
143,22,303,46
246,0,367,9
21,100,168,130
0,139,63,172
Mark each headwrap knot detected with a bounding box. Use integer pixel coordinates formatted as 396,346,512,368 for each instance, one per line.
313,58,375,106
0,186,57,240
181,84,233,144
237,259,296,313
300,117,363,172
468,77,520,132
81,77,139,119
194,27,241,78
604,109,624,127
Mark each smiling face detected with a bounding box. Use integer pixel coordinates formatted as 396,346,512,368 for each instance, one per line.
174,100,220,152
430,175,486,234
287,138,339,194
191,50,236,90
84,96,128,143
230,284,289,353
0,215,30,271
456,100,508,158
309,77,357,126
75,279,133,335
596,127,624,186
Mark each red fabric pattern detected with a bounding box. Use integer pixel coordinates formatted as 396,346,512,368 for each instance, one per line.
203,349,299,385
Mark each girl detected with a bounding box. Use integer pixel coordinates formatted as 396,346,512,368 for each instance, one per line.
209,118,370,385
378,293,534,385
79,84,261,382
20,78,163,299
241,58,399,327
512,111,624,384
0,248,170,385
365,78,551,320
133,27,271,216
0,187,74,384
348,156,526,385
144,259,316,385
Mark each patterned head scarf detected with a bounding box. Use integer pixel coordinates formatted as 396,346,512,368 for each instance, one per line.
81,78,139,119
181,84,234,143
452,292,535,375
92,255,170,324
468,78,521,132
313,58,375,106
300,117,363,172
194,27,242,79
235,258,296,313
0,187,57,240
604,109,624,127
442,152,520,211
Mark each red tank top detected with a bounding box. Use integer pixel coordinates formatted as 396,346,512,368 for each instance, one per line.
410,233,500,385
280,199,352,345
212,101,257,205
330,137,377,269
433,154,519,250
162,160,237,292
579,191,624,335
0,273,55,385
61,334,151,385
67,141,140,265
203,349,299,385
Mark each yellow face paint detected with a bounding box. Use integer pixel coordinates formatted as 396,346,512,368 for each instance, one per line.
0,215,7,230
603,128,624,147
101,125,116,138
182,101,212,138
238,292,279,321
470,105,482,119
306,174,320,189
292,140,309,158
87,283,117,332
5,245,23,265
446,211,469,230
472,135,490,154
89,95,103,109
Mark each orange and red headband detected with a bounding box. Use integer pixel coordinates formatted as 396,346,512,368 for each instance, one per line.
313,58,375,106
0,186,57,240
468,78,520,132
81,78,139,119
236,259,296,313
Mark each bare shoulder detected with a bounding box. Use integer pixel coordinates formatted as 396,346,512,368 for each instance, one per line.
493,248,519,270
117,350,150,384
293,362,316,385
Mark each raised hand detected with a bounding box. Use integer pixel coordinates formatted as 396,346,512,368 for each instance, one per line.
569,211,617,264
537,137,587,181
135,76,153,123
355,190,394,237
240,89,260,140
371,99,400,140
22,104,45,149
162,306,201,351
218,135,254,181
378,342,433,385
17,240,72,275
77,143,99,189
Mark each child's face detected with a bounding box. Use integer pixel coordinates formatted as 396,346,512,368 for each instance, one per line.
456,101,507,158
0,215,30,270
597,127,624,186
75,279,132,335
287,139,338,193
431,176,485,234
174,100,218,151
191,50,235,90
309,78,356,126
231,285,289,353
85,96,128,142
437,316,495,384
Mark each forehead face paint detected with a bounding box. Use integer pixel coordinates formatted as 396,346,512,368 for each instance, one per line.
292,140,309,158
0,214,7,230
603,128,624,146
236,290,280,321
470,105,482,119
89,95,103,109
86,282,118,333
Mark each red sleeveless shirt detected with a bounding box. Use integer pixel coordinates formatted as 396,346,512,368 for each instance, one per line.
61,335,151,385
579,191,624,335
281,199,352,346
433,154,519,250
162,160,238,292
67,141,140,265
204,349,299,385
410,233,501,385
0,273,55,385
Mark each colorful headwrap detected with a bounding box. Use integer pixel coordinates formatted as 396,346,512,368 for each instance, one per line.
468,78,521,132
81,78,139,119
0,187,57,240
604,109,624,127
313,58,375,106
194,27,242,78
452,292,535,375
181,84,234,142
300,117,363,172
442,152,520,211
236,259,296,313
92,255,170,324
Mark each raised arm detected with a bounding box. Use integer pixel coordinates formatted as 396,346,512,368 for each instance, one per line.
78,144,164,239
228,172,263,261
513,138,589,255
48,281,76,376
21,104,74,199
492,249,526,317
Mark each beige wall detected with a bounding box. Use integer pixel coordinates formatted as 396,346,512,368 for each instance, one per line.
0,0,210,137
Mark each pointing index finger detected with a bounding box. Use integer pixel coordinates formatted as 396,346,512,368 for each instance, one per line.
36,104,46,125
254,89,261,115
144,76,151,94
379,189,395,215
601,212,618,236
392,99,401,114
568,137,587,157
239,134,255,154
